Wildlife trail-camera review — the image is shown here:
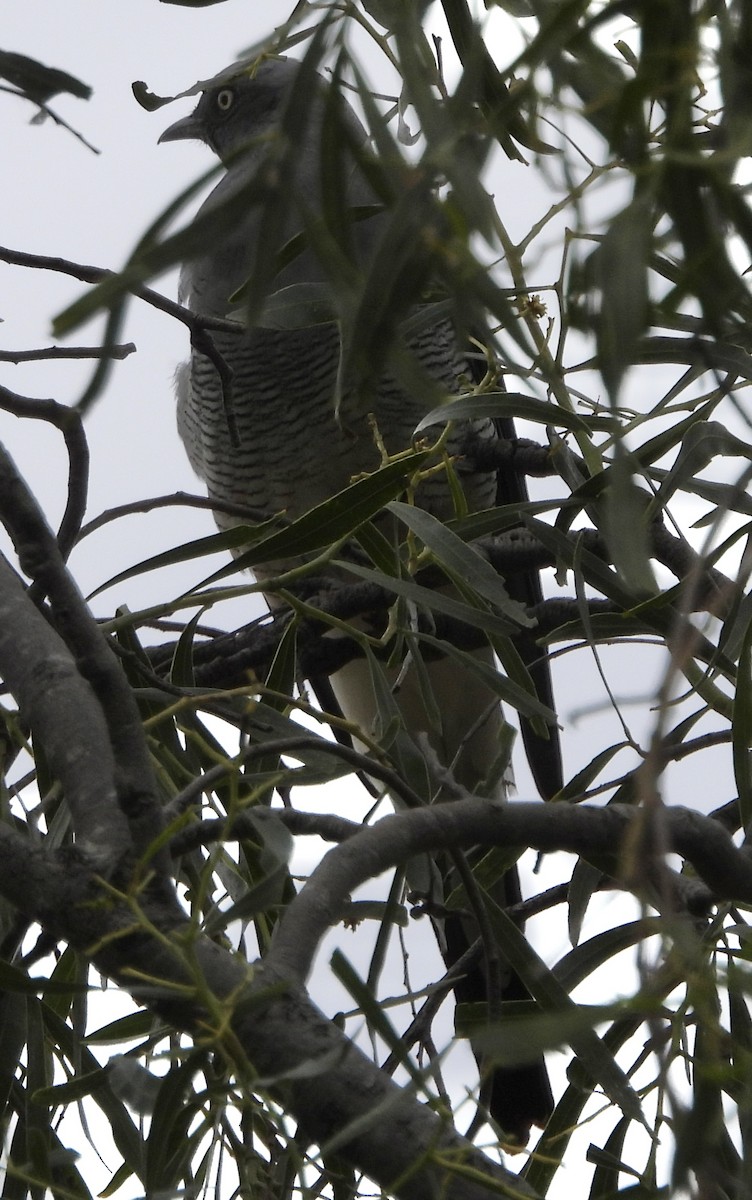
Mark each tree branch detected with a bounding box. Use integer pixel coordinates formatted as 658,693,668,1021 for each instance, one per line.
0,820,539,1200
0,446,167,868
265,799,752,984
0,383,89,559
0,343,135,363
141,512,734,692
0,245,243,431
0,552,130,865
76,489,271,543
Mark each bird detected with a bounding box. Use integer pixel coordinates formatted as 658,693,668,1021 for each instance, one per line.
160,55,560,1145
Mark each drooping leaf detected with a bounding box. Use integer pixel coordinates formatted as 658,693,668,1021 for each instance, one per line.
0,50,91,103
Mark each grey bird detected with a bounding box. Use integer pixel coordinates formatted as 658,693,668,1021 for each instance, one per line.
160,56,560,1144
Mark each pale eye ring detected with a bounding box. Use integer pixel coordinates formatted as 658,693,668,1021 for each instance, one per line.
216,88,235,113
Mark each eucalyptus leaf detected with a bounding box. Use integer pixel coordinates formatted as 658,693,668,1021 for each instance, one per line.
389,499,533,625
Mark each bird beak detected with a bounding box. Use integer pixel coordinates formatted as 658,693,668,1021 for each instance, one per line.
158,113,204,145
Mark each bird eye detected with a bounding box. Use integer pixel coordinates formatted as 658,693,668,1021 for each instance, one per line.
216,88,235,113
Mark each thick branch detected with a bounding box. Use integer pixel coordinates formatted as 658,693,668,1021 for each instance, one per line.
0,553,130,864
266,800,752,984
143,515,733,690
0,446,167,867
0,844,537,1200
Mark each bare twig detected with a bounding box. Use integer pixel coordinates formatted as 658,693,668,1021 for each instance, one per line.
0,383,88,559
0,343,135,363
1,84,99,153
77,490,271,543
0,246,242,426
0,244,235,331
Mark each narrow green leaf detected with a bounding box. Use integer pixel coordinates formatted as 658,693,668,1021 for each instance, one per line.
389,500,533,626
253,282,337,329
0,958,88,996
458,1002,619,1063
587,1114,634,1200
523,1016,647,1195
673,1010,735,1191
656,420,752,508
356,642,435,802
567,860,604,948
204,861,289,934
0,993,25,1116
88,525,273,599
33,1067,109,1106
733,616,752,831
417,632,556,723
85,1011,162,1045
169,608,206,688
144,1058,202,1192
330,950,429,1092
336,561,522,638
24,996,51,1193
99,1160,135,1198
40,1004,143,1177
415,392,616,435
208,451,430,583
729,963,752,1181
480,894,647,1126
602,456,656,596
596,196,652,404
555,920,661,994
450,496,566,543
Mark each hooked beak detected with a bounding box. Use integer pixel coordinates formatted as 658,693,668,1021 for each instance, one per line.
158,113,205,145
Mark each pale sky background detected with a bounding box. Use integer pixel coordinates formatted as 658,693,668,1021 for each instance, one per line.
0,3,731,1197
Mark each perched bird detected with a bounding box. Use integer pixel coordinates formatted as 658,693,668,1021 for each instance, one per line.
160,56,560,1144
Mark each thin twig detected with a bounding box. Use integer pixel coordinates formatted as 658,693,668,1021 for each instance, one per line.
0,384,88,560
0,343,135,363
76,490,271,543
1,85,99,153
0,246,243,425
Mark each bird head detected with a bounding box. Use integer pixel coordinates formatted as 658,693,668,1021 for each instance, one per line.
158,59,302,163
